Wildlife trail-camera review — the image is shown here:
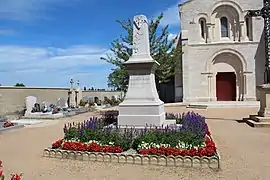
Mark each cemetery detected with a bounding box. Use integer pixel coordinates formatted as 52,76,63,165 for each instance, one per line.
1,0,270,179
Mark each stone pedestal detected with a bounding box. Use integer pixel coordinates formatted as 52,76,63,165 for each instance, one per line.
118,15,168,127
244,84,270,128
69,90,76,108
258,84,270,117
118,61,165,127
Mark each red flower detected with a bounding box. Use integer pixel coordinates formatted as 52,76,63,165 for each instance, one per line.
138,136,217,157
11,173,22,180
52,139,63,149
60,141,123,153
3,122,14,128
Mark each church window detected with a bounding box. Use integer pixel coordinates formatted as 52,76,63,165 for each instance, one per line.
220,17,229,37
199,18,206,39
245,17,252,40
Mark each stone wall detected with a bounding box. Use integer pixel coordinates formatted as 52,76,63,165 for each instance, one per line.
0,87,122,114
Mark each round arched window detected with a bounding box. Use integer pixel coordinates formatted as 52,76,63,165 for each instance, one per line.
199,18,206,39
220,17,229,37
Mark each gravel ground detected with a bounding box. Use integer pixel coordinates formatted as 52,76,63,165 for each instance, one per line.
0,107,270,180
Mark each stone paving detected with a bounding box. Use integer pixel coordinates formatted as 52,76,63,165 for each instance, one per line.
0,107,270,180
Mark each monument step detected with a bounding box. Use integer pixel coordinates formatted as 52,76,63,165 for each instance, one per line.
249,115,270,122
246,119,270,128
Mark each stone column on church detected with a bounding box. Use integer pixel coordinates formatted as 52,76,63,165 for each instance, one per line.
208,74,212,101
206,23,212,43
242,71,256,101
240,21,248,42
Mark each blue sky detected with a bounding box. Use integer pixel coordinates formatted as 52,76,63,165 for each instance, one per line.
0,0,181,88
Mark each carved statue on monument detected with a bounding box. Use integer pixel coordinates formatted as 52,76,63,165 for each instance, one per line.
128,15,156,62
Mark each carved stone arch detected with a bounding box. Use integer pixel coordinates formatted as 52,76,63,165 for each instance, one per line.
205,48,247,72
210,0,244,22
195,13,210,23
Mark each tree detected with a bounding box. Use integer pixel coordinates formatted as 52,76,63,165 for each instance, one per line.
101,13,182,92
14,83,25,87
84,86,87,91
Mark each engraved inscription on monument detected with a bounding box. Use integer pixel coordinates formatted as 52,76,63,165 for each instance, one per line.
129,75,150,88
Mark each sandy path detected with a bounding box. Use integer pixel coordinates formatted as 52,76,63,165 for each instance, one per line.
0,107,270,180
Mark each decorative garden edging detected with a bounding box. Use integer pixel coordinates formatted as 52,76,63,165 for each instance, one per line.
43,148,220,169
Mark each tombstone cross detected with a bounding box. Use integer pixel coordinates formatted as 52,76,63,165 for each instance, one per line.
247,0,270,83
70,78,74,88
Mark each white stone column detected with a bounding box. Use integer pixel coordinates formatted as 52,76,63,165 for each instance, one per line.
206,23,212,43
243,71,256,101
240,21,248,42
239,71,244,101
212,24,215,42
208,74,213,101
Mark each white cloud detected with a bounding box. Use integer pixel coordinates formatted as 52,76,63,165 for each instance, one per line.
0,45,113,88
0,0,79,21
158,0,189,27
160,5,180,27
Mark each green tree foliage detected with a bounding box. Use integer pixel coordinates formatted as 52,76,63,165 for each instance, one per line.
14,83,25,87
101,13,182,92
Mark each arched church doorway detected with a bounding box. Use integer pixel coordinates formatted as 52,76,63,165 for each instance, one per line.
206,49,247,101
216,72,236,101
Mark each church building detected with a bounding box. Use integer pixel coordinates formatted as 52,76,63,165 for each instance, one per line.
174,0,265,102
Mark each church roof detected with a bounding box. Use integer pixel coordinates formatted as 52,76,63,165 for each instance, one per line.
178,0,193,8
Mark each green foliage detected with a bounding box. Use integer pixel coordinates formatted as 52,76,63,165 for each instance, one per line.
132,130,205,149
101,13,182,92
79,99,87,106
14,83,25,87
64,127,78,140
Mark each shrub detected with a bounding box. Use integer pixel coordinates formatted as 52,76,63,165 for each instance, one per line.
79,99,87,106
180,111,207,140
103,97,111,104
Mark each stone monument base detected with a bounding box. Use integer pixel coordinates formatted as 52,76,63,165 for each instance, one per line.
118,101,167,127
243,84,270,128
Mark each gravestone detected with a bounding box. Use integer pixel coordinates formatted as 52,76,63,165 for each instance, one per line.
82,96,91,102
33,103,41,112
118,15,165,127
25,96,37,115
41,102,48,113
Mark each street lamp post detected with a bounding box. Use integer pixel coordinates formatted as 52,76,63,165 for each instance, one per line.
247,0,270,83
244,1,270,127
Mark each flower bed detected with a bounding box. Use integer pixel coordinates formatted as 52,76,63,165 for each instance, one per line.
0,161,22,180
47,112,220,168
3,122,14,128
